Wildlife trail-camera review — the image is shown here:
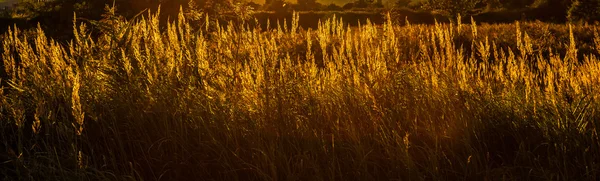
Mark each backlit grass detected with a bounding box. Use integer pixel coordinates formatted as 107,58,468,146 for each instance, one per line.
1,9,599,180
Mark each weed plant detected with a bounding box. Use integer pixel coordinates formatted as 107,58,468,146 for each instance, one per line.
1,8,600,180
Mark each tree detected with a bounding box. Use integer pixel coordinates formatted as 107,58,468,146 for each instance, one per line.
245,1,261,10
498,0,535,9
296,0,321,11
568,0,600,22
342,2,354,10
423,0,487,18
395,0,412,8
349,0,384,9
264,0,289,13
324,3,342,11
354,0,370,8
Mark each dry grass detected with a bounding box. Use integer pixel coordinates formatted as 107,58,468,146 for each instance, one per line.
1,9,600,180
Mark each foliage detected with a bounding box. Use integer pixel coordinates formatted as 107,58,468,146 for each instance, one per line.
342,2,355,10
2,7,600,180
231,0,256,21
353,0,383,8
5,0,236,19
9,0,50,18
568,0,600,22
499,0,536,9
295,0,321,11
324,3,343,11
422,0,486,18
264,0,289,13
395,0,412,8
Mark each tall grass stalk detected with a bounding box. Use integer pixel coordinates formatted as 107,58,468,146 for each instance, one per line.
1,9,600,180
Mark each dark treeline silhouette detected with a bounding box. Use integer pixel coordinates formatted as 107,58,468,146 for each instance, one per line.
2,0,600,42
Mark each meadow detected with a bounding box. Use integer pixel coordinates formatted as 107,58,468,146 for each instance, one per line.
1,8,600,180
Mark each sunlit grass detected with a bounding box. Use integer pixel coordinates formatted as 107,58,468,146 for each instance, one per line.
1,8,599,180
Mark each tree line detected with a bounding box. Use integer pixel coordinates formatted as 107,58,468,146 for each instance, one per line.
2,0,600,25
401,0,600,22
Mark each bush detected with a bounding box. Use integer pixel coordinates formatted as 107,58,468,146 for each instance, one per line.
295,0,322,11
264,0,290,13
422,0,486,18
568,0,600,23
389,7,446,24
324,3,343,11
342,2,354,10
395,0,412,8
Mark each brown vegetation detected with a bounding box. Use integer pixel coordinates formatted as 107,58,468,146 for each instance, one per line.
1,9,600,180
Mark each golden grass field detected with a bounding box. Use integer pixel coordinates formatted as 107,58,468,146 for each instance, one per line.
1,9,600,180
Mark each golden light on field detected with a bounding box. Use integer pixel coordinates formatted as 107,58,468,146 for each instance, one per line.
2,0,600,180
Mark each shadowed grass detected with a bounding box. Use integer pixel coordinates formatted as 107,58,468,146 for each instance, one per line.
1,9,600,180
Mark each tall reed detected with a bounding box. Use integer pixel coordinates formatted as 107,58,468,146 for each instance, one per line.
1,9,599,180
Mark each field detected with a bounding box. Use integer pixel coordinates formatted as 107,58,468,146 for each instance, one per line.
1,10,600,180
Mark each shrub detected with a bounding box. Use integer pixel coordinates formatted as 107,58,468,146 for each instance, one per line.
295,0,322,11
324,3,343,11
264,0,290,13
422,0,486,18
342,2,354,10
568,0,600,23
395,0,412,8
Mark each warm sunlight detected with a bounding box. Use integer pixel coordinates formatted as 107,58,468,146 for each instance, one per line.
1,0,599,180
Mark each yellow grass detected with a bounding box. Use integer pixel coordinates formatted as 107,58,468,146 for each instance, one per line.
1,9,599,180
